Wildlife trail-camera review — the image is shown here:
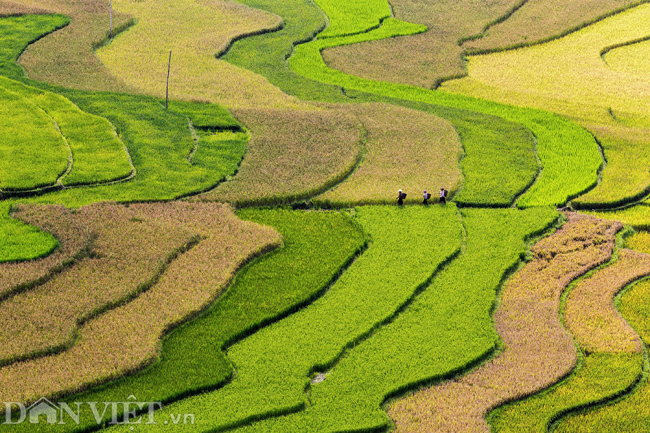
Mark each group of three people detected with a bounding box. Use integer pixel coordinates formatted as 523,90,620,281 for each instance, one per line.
397,188,448,205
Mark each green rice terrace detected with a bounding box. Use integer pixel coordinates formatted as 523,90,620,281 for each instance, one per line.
3,0,650,431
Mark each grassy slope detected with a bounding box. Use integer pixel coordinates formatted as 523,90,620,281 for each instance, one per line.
104,206,462,433
227,207,559,433
222,0,540,206
0,203,58,263
9,209,366,432
288,13,601,208
442,3,650,208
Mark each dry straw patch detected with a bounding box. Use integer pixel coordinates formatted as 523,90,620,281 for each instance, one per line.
197,107,364,205
564,249,650,353
94,0,303,109
463,0,643,53
0,202,281,405
0,203,197,366
388,213,620,433
0,204,90,298
314,103,462,206
321,0,517,88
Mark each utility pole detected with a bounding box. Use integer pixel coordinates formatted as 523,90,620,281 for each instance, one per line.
109,0,113,38
165,50,172,109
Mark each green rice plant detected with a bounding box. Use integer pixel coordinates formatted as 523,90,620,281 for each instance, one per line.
222,207,558,433
0,84,67,190
94,0,302,110
0,13,69,79
0,203,58,263
442,3,650,207
573,124,650,209
315,0,391,38
320,0,519,88
489,353,642,432
0,75,134,187
554,277,650,432
103,205,462,433
7,209,366,432
582,204,650,230
487,246,650,432
288,16,601,207
16,91,247,207
221,0,541,206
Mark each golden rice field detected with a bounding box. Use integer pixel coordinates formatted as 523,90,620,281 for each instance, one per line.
314,103,463,206
197,107,364,205
95,0,302,109
0,202,281,405
388,214,620,433
5,1,650,432
463,0,644,53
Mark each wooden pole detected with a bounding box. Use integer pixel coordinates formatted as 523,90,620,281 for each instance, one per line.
165,50,172,110
109,0,112,38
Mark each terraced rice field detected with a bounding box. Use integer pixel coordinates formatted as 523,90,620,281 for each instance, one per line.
4,1,650,432
441,2,650,207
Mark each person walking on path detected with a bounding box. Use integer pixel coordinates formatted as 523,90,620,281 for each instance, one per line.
397,189,407,205
439,187,448,204
423,190,431,205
